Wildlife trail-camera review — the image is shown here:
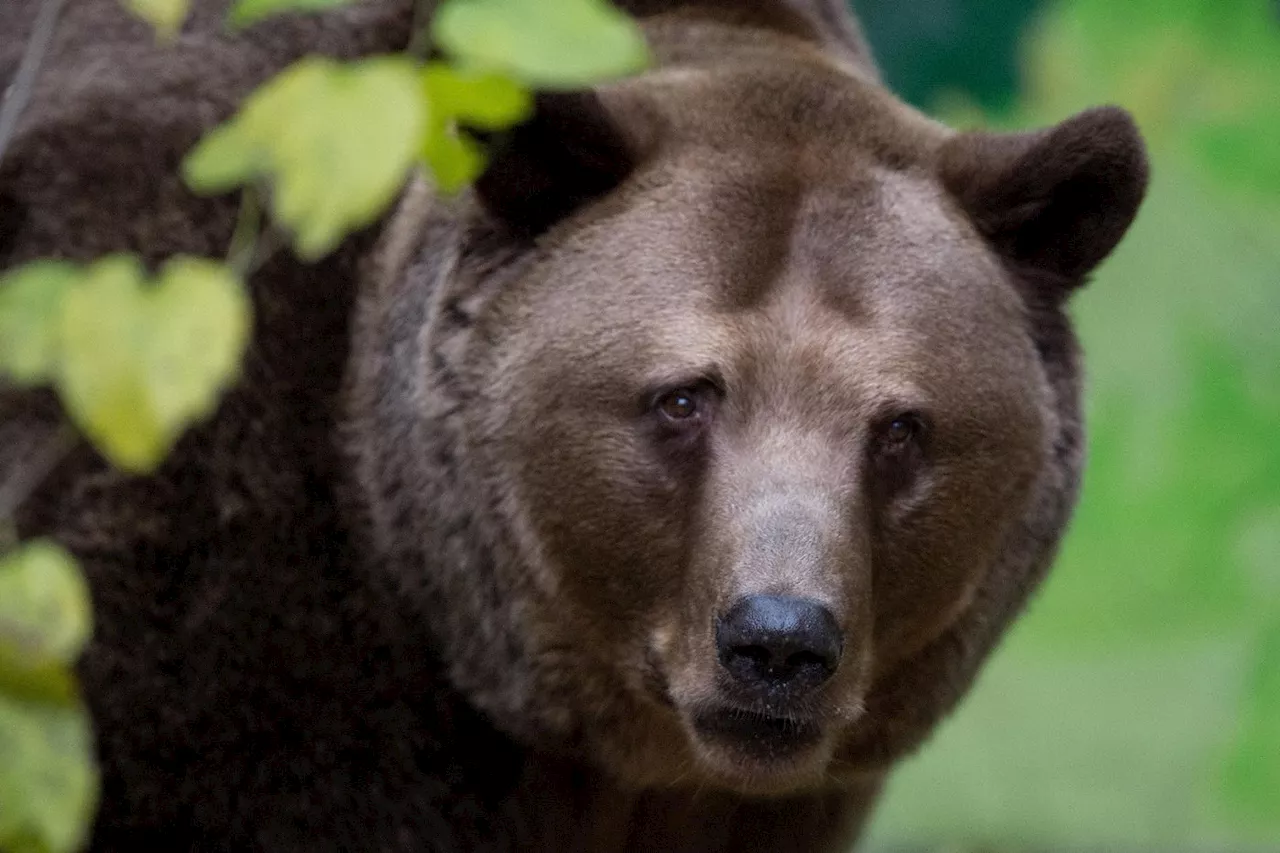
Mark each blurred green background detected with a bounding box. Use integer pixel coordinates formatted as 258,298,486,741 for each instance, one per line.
850,0,1280,850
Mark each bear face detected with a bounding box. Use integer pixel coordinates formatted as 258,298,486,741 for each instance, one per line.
349,17,1146,798
0,0,1148,847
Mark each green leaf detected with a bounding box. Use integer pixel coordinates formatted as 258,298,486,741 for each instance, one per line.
227,0,354,28
0,650,79,708
121,0,191,41
183,57,426,260
143,258,252,434
0,693,98,853
54,257,158,471
0,542,98,852
422,130,488,195
0,542,90,669
433,0,650,89
0,261,78,385
0,542,89,709
55,256,250,473
422,64,533,130
419,64,532,193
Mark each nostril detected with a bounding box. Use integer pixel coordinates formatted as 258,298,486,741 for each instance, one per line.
732,645,771,667
785,649,830,671
718,643,775,685
715,595,844,694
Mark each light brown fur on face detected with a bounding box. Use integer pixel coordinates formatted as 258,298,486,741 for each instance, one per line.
469,95,1047,791
353,14,1138,804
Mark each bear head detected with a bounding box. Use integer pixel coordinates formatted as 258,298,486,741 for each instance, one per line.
347,3,1147,796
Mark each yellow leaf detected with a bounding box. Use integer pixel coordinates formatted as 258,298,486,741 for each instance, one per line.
0,261,78,385
54,255,250,473
433,0,649,89
121,0,191,41
184,57,426,260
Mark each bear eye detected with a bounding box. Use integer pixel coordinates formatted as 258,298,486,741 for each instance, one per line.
644,378,721,448
869,411,929,500
656,388,700,421
648,380,721,433
885,416,916,445
876,412,925,453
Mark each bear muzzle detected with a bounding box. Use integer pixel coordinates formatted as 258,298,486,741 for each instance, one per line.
715,594,843,697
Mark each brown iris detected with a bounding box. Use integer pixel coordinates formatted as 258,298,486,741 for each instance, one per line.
657,389,698,421
884,416,917,446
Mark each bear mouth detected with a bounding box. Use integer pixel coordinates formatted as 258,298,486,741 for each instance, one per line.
691,707,824,764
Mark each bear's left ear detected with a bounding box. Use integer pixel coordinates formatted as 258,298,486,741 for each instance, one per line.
938,106,1149,294
473,90,646,237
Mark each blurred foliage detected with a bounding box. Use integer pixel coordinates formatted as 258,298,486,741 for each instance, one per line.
0,254,251,474
185,56,429,260
227,0,349,29
861,0,1280,849
122,0,190,41
433,0,649,89
418,64,533,193
851,0,1048,111
0,542,97,853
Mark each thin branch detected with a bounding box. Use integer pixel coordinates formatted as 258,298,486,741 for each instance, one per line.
0,421,77,520
407,0,435,59
0,0,70,169
244,221,284,276
226,187,263,277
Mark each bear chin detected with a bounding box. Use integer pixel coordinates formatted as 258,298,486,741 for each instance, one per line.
685,710,840,794
589,685,853,795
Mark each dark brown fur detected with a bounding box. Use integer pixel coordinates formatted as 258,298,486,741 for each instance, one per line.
0,1,1147,850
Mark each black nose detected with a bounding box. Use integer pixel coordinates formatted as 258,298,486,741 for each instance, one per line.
715,595,842,694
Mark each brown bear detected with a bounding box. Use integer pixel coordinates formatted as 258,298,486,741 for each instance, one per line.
0,0,1148,850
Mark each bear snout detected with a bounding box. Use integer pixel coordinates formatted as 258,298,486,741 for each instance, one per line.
715,594,843,699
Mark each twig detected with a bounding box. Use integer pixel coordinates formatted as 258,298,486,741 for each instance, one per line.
0,0,70,169
245,221,284,276
0,421,77,520
406,0,435,59
226,187,263,277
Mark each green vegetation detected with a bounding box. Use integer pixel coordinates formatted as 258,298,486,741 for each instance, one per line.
852,0,1050,111
866,0,1280,848
0,542,96,853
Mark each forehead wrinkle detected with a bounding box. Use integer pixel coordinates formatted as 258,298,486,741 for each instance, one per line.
721,175,925,413
656,169,805,313
785,180,882,321
721,279,920,430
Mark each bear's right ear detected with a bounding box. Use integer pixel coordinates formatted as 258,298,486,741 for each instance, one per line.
473,91,643,237
938,106,1149,298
